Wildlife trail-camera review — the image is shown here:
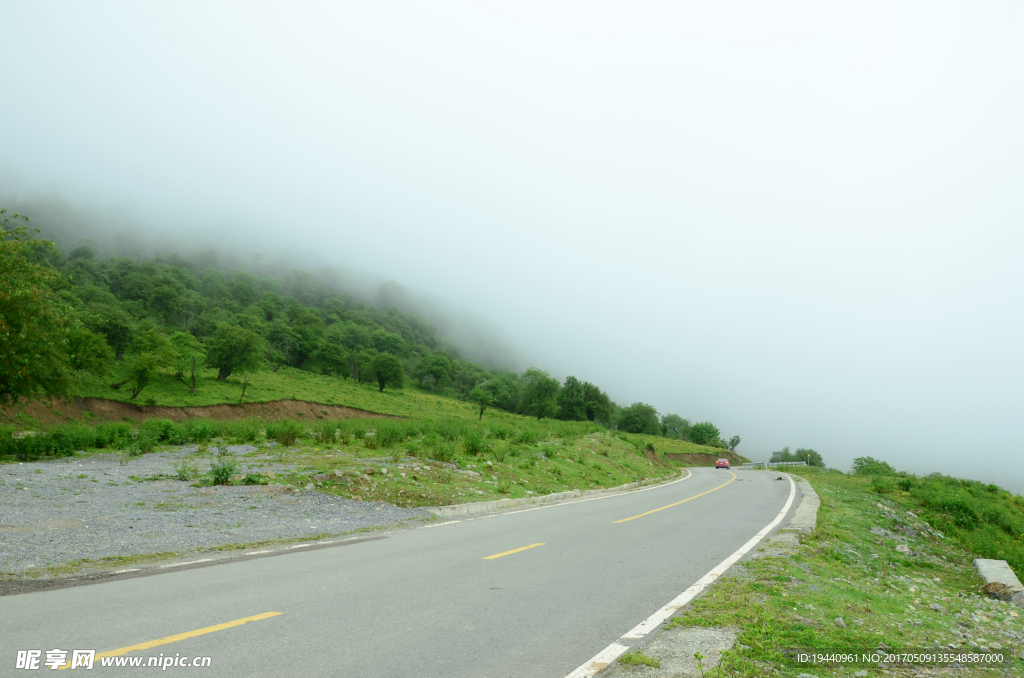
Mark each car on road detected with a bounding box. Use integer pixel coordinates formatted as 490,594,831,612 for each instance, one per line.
715,459,730,469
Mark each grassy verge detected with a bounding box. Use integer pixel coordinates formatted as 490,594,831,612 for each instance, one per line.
645,467,1024,676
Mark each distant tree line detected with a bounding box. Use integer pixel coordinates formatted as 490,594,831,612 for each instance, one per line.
771,446,825,467
0,214,738,447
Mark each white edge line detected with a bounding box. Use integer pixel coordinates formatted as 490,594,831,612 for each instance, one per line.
421,520,463,529
246,550,273,555
287,543,311,549
562,475,797,678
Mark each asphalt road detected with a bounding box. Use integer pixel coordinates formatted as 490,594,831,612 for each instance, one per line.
0,468,795,676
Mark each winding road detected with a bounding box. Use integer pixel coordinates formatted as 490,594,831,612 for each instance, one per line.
0,468,797,676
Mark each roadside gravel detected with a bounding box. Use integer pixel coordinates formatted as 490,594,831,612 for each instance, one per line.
0,447,428,577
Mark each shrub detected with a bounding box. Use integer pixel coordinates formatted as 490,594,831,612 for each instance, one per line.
514,429,538,446
463,429,485,455
309,422,337,445
852,456,896,476
174,458,201,481
375,422,407,448
491,425,511,440
209,455,238,485
182,418,217,443
267,419,303,446
430,442,455,462
128,429,159,456
242,472,265,485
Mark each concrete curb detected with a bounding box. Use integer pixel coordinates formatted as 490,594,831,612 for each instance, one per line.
425,468,691,518
782,474,820,535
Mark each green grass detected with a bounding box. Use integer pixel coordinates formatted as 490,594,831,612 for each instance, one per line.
656,467,1024,676
619,650,661,667
76,363,485,420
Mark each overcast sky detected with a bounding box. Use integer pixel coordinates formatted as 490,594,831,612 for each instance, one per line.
2,2,1021,491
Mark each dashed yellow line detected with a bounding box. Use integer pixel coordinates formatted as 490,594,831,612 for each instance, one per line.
483,543,545,560
58,612,282,669
614,471,737,523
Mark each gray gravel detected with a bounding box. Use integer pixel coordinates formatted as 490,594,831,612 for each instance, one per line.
0,448,428,576
607,626,738,677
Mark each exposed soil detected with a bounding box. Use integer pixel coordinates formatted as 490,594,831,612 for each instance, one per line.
1,397,397,426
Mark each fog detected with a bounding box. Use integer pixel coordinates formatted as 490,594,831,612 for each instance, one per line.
2,2,1021,491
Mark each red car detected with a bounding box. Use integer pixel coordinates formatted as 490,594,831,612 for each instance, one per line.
715,459,730,469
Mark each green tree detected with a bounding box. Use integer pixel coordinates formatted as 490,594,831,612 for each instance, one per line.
795,447,824,467
370,352,403,392
371,330,409,358
83,304,134,359
557,376,588,421
520,367,560,419
417,351,453,391
661,414,689,439
124,329,177,400
169,331,206,394
314,342,349,377
469,385,494,420
727,435,741,452
582,381,614,424
617,402,661,435
688,421,720,446
205,323,266,380
851,456,893,475
67,325,113,373
0,216,77,404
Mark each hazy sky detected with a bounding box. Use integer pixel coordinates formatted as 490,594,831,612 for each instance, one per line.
2,2,1021,490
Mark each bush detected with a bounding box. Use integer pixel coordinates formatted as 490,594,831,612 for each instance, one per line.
209,455,238,485
309,422,338,445
267,419,303,446
491,425,511,440
375,422,407,448
182,418,217,443
430,442,455,462
514,429,538,446
851,456,896,476
463,429,485,455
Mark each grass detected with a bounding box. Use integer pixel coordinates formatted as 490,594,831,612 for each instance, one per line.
75,364,485,420
652,467,1024,676
619,650,661,667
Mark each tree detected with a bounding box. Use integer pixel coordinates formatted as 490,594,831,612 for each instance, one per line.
469,385,494,420
0,216,77,405
582,381,614,424
370,352,403,392
314,342,349,377
67,325,113,373
661,414,690,439
557,376,587,421
205,323,266,380
83,304,134,359
617,402,661,435
124,329,178,400
170,331,206,394
727,435,741,452
795,448,824,467
688,421,720,446
417,351,453,391
371,330,409,358
851,456,895,475
520,367,560,419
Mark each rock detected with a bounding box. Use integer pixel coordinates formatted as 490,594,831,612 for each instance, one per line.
895,544,911,553
381,468,388,475
878,642,892,651
797,674,818,678
351,495,362,501
364,468,375,475
930,603,948,614
305,483,315,490
854,671,868,677
989,642,1002,650
266,471,275,479
835,617,847,628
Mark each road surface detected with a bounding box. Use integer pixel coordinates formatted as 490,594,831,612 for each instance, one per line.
1,468,796,676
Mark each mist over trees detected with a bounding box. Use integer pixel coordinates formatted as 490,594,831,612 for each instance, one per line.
0,207,740,448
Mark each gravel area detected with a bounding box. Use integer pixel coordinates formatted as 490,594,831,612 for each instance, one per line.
0,447,428,576
607,626,738,677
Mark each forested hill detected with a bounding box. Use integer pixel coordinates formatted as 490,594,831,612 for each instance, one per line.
0,210,737,449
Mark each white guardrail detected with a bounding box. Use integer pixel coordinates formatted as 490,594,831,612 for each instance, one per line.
739,461,808,469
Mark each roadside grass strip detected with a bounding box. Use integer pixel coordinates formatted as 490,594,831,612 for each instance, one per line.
58,612,282,669
483,543,545,560
565,476,796,677
613,471,736,523
619,467,1024,676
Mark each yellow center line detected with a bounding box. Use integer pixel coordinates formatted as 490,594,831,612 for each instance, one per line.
613,471,737,523
58,611,282,669
483,543,545,560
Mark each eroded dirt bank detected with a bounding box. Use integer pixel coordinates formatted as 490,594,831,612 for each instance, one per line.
1,397,397,425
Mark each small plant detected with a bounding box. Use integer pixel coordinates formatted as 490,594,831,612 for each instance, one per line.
693,651,706,678
491,425,511,440
209,454,238,485
242,472,265,485
619,651,660,668
430,442,455,462
492,445,507,463
174,458,201,481
514,429,538,446
463,430,485,455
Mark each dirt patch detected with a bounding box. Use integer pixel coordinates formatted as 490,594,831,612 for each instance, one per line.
663,451,745,466
1,397,398,426
644,449,671,467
